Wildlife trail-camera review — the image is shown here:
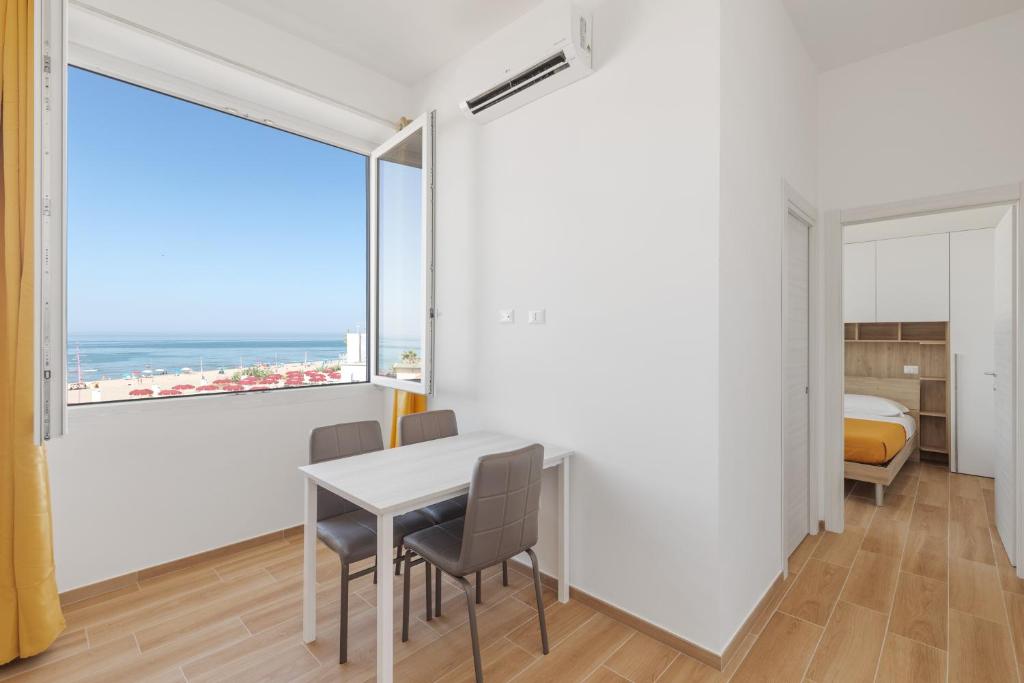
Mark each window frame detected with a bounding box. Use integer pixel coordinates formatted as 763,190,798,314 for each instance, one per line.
58,65,375,409
369,112,436,395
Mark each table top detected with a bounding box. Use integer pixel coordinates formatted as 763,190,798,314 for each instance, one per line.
299,431,573,515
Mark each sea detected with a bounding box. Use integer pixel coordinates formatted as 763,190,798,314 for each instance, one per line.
66,334,416,381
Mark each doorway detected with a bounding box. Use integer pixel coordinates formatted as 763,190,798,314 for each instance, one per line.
782,192,817,562
823,185,1023,574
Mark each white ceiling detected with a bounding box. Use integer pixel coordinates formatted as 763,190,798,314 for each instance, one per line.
215,0,545,86
783,0,1024,70
844,205,1013,243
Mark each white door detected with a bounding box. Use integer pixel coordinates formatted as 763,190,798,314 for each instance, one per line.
784,210,811,557
950,228,995,476
993,207,1016,564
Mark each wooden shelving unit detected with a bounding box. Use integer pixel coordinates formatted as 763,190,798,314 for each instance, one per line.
845,321,950,465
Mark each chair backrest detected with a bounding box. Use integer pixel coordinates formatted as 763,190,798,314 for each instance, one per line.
457,444,544,574
399,409,458,446
309,420,383,521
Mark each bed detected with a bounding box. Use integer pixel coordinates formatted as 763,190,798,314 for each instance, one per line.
843,377,920,506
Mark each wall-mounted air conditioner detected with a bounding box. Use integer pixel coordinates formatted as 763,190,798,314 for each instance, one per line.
457,1,593,124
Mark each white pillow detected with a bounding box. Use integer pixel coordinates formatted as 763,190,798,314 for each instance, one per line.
844,393,908,417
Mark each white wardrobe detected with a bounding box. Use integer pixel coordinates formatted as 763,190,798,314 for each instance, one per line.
844,229,995,476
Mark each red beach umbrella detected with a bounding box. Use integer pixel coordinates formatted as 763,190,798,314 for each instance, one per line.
195,385,219,392
212,378,233,385
158,389,182,396
327,372,341,379
172,384,195,391
221,383,245,391
259,378,278,385
128,388,153,397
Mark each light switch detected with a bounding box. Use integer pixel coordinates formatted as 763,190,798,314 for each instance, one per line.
499,309,515,324
903,365,919,375
528,309,546,325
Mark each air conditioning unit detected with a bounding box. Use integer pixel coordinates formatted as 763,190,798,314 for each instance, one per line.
458,1,593,124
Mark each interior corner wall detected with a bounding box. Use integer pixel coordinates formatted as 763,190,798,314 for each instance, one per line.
417,0,724,652
717,0,818,651
819,8,1024,211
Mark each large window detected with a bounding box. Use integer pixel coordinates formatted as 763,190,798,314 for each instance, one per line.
66,67,369,404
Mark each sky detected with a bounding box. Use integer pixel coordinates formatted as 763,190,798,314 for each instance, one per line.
67,66,419,340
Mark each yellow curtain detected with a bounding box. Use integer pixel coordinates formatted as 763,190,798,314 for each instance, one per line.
1,0,66,663
389,389,427,448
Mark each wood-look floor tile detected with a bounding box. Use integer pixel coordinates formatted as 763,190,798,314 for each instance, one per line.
950,519,996,566
812,529,865,568
947,609,1018,682
949,475,984,501
655,654,722,682
1,636,139,683
1005,592,1024,676
901,530,948,582
212,642,320,683
889,572,947,650
602,632,677,681
804,601,886,683
434,638,536,683
909,503,948,539
841,551,900,614
76,618,249,683
722,634,756,679
393,597,532,683
918,465,948,485
583,667,630,682
887,470,919,497
915,480,949,509
778,559,848,626
951,494,989,529
512,613,632,682
982,488,996,523
788,534,820,574
729,612,822,683
948,557,1006,624
875,493,914,525
507,598,594,655
181,615,305,680
862,515,908,559
844,497,876,530
875,633,946,682
850,482,875,500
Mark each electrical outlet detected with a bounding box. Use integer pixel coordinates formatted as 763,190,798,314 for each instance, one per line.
903,365,919,375
499,309,515,324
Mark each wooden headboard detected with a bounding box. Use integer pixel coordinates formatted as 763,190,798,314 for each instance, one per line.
844,376,920,412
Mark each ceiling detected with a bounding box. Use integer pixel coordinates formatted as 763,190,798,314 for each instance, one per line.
844,205,1013,243
215,0,545,85
783,0,1024,70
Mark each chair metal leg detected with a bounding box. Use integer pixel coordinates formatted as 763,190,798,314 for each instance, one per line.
402,551,413,642
425,562,433,621
396,542,403,575
502,560,509,587
526,548,549,655
339,562,350,663
435,566,443,616
475,570,482,604
456,576,484,683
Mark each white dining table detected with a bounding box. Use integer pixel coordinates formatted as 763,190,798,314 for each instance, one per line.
299,431,573,682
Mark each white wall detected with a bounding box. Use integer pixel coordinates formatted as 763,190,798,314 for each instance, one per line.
819,8,1024,210
717,0,818,650
48,386,390,590
417,0,725,651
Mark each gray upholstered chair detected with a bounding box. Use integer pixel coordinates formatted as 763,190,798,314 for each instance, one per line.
310,420,434,663
400,444,549,682
398,409,508,609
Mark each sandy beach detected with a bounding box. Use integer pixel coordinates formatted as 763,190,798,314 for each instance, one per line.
67,360,368,404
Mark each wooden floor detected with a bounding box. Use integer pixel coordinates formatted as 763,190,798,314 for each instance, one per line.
1,462,1020,682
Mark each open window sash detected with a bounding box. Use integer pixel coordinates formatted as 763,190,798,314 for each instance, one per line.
369,112,435,395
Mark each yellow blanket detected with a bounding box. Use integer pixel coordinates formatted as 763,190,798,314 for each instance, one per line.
844,418,908,465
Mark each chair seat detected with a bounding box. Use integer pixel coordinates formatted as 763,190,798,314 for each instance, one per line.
421,494,468,525
403,518,466,576
318,509,434,563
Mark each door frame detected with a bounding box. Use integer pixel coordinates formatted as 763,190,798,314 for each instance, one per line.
781,181,819,574
821,183,1024,574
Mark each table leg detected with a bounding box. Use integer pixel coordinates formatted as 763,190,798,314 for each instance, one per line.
302,477,317,643
557,458,571,603
377,512,395,682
